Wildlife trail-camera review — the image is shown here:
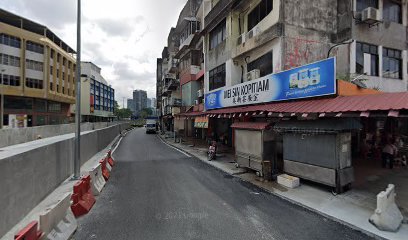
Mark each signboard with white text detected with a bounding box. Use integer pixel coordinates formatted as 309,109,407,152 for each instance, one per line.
205,58,336,110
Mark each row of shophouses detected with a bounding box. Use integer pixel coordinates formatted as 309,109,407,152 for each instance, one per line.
0,8,115,128
156,0,408,193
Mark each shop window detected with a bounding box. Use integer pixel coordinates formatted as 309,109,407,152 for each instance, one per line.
4,97,33,110
25,59,44,71
0,33,21,48
356,42,379,76
26,41,44,54
0,53,21,67
36,115,46,126
35,100,47,112
1,74,20,86
247,52,273,77
48,102,61,113
383,0,402,23
26,78,44,89
209,63,226,91
356,0,378,11
383,47,402,79
209,19,226,50
248,0,273,31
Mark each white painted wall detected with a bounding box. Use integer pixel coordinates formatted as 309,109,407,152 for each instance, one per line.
25,51,43,62
0,45,21,57
25,69,43,80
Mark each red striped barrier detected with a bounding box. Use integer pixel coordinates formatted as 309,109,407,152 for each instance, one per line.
14,221,43,240
99,158,110,181
71,175,96,218
107,150,115,167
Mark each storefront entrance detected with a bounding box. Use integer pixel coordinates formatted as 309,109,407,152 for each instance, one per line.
352,117,408,215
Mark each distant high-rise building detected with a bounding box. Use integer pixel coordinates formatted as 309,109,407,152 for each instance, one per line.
151,98,157,108
146,98,152,109
133,90,147,116
127,99,135,114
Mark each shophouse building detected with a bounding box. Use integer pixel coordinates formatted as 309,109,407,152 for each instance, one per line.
0,8,76,128
197,0,408,193
157,0,408,195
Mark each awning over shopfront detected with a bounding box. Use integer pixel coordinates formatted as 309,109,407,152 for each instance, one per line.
206,92,408,117
231,122,271,130
177,111,206,118
273,119,363,133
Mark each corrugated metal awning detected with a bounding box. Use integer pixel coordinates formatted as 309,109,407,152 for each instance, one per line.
274,119,362,133
231,122,271,130
206,92,408,115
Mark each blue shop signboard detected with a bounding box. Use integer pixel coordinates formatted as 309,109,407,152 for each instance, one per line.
205,58,336,110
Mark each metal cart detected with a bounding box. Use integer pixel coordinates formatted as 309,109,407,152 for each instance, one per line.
232,122,282,180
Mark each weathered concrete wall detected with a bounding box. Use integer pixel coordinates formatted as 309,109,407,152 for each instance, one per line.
283,25,332,69
284,0,337,34
354,22,407,50
0,123,130,238
0,122,121,148
282,0,338,69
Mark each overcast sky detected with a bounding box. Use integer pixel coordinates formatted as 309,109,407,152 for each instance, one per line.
1,0,187,107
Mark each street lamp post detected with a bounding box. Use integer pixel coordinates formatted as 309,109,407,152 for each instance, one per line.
74,0,82,179
1,69,5,129
327,39,354,58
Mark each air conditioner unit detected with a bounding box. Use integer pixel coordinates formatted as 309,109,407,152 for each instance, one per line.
237,33,246,45
246,69,260,81
247,27,260,39
194,100,200,105
197,89,204,97
362,7,381,25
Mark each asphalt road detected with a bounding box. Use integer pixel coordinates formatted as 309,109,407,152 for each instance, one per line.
73,128,372,240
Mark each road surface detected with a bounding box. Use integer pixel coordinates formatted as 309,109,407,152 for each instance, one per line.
73,128,371,240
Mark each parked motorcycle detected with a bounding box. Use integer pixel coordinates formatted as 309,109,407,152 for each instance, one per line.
208,141,217,161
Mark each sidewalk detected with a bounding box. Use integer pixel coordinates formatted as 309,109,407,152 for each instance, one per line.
158,134,408,240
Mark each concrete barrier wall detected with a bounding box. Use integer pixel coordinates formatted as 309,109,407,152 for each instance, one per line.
0,123,131,237
0,122,125,148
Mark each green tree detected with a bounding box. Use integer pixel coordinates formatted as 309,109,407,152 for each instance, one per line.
114,101,132,119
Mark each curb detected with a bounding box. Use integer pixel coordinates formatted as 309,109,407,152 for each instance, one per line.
157,134,386,240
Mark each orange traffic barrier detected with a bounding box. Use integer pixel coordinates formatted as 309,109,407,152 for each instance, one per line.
99,158,110,181
14,221,43,240
70,175,96,218
107,150,115,167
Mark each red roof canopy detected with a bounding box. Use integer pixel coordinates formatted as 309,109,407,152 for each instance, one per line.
207,92,408,115
231,122,271,130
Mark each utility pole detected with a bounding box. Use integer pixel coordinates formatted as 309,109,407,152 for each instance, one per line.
0,69,5,129
74,0,82,179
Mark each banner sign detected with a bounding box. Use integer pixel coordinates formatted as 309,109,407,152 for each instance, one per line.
205,58,336,110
